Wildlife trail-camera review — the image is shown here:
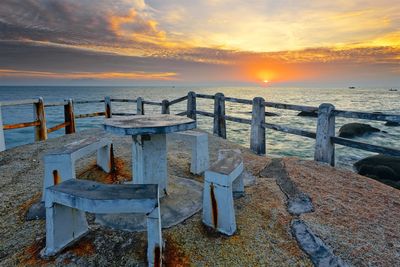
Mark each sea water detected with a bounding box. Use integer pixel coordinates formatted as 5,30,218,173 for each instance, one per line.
1,86,399,169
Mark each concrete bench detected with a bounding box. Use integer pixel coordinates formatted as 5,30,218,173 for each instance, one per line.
42,136,113,201
42,179,162,266
202,150,244,235
171,130,209,174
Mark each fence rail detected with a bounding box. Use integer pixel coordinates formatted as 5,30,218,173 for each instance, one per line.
3,120,40,130
1,91,399,167
0,99,40,106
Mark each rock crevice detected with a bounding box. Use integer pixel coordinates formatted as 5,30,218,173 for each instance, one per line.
260,158,348,267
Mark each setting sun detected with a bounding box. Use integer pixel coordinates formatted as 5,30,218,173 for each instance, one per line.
263,80,269,83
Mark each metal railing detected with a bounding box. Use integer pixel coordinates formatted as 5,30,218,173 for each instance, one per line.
1,91,399,167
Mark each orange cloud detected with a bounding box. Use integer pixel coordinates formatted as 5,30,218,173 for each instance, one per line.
109,9,172,46
0,69,177,80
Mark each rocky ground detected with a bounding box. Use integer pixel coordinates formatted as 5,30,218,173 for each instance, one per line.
0,129,399,266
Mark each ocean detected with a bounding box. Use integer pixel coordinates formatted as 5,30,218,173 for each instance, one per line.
1,86,399,169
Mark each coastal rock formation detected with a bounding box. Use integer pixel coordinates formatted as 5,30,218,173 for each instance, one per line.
281,157,400,266
241,111,279,116
385,121,400,126
297,111,318,117
338,123,380,138
2,129,400,266
354,155,400,189
265,111,279,116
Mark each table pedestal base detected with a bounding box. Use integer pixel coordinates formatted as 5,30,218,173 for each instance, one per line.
95,176,202,231
132,134,167,196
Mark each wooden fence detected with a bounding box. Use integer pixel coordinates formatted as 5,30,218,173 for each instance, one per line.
1,91,399,166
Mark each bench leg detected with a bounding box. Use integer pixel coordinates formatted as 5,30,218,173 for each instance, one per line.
202,181,236,235
232,174,245,195
190,135,209,175
97,143,113,173
43,203,88,257
42,155,75,201
147,206,162,267
0,106,5,152
132,134,167,196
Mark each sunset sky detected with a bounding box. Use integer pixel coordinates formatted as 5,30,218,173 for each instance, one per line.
0,0,399,86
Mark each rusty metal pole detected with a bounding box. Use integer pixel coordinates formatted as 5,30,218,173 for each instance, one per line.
161,100,170,114
250,97,266,155
137,97,144,115
0,103,5,151
213,93,226,139
64,99,76,134
314,103,336,166
34,97,47,141
105,96,112,118
187,91,197,120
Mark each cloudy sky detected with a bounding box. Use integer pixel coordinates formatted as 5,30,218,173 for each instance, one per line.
0,0,399,86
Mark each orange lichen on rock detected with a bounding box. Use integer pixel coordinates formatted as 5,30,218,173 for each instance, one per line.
78,157,131,184
18,236,95,266
163,234,191,266
67,237,96,257
17,192,41,222
17,238,49,266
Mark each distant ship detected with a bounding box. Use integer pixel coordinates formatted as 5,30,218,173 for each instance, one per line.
348,86,356,89
389,88,398,91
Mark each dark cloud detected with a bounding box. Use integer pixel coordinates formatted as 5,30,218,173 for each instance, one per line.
0,0,164,50
0,1,399,85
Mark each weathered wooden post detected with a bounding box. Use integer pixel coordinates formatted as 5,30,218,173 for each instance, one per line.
161,100,170,114
105,96,112,118
213,93,226,139
34,97,47,141
64,99,76,134
187,91,197,120
137,97,144,115
314,103,336,166
0,104,5,151
250,97,266,155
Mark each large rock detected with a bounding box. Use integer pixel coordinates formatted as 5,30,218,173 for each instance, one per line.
385,121,400,127
265,111,279,117
240,111,279,116
297,111,318,117
354,155,400,189
338,123,380,138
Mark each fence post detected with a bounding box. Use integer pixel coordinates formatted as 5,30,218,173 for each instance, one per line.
213,93,226,139
250,97,266,155
137,97,144,115
0,104,5,152
161,100,170,114
64,99,76,134
105,96,112,118
34,97,47,141
314,103,335,166
187,91,196,120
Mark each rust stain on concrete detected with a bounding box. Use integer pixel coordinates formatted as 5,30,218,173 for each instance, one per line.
210,183,218,228
52,170,61,185
163,234,191,266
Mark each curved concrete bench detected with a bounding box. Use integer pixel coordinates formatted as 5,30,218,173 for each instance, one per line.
202,150,244,235
42,180,162,266
171,130,209,174
42,136,113,201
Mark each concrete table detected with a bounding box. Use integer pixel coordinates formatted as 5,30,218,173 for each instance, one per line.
104,114,196,196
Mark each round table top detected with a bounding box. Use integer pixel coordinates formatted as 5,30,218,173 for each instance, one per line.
103,114,196,136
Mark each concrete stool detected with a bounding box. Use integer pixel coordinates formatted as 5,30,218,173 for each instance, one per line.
172,130,209,174
218,149,245,195
202,151,244,235
42,136,113,201
42,179,162,266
